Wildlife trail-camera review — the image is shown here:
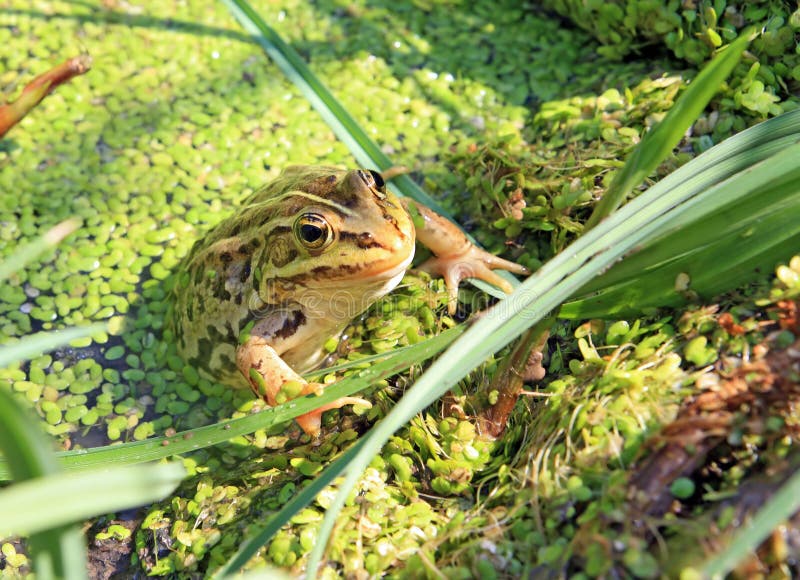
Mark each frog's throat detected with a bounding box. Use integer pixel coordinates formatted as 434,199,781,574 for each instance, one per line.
367,251,413,299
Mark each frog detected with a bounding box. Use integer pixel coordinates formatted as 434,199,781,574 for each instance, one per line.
171,165,528,436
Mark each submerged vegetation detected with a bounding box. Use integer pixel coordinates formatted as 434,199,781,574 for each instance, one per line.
1,0,799,577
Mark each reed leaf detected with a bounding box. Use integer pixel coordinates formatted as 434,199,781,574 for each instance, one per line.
0,388,86,579
220,0,447,215
562,110,800,318
0,325,463,481
0,219,78,283
0,324,106,368
584,31,753,229
702,465,800,578
0,463,185,538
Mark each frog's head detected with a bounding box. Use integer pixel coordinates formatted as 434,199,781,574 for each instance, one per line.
251,166,416,309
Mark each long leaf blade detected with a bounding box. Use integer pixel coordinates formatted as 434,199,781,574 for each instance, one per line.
0,326,463,481
562,138,800,318
219,0,447,214
0,388,60,482
0,463,185,538
0,219,78,283
0,388,86,579
0,324,106,368
584,30,752,229
702,466,800,578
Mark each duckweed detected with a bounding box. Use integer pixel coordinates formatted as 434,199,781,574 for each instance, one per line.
0,543,27,569
3,0,798,577
542,0,800,124
670,477,697,500
104,345,125,361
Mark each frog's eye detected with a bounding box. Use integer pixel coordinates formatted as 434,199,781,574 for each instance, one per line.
367,169,385,191
293,213,334,252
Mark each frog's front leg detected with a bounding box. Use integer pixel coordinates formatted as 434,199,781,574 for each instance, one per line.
236,336,371,436
402,198,529,313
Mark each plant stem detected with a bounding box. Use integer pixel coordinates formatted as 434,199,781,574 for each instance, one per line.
0,54,92,138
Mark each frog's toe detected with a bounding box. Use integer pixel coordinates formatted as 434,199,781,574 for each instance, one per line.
295,410,324,437
482,252,530,277
418,247,528,314
295,396,372,437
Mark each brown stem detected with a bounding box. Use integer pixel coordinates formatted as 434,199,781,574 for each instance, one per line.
478,317,551,438
0,54,92,138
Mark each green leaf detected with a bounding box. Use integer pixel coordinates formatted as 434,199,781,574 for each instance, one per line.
584,30,753,229
0,388,60,482
702,465,800,578
0,388,86,579
0,324,106,368
562,111,800,318
0,326,463,481
0,463,185,537
219,0,447,214
0,219,78,283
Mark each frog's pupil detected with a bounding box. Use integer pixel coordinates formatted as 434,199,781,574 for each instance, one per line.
301,224,323,243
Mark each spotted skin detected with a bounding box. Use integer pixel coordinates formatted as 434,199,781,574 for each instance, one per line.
171,165,528,436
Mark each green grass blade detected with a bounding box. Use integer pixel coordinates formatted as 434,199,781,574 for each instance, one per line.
701,466,800,578
0,324,106,368
0,388,60,481
219,0,447,214
0,463,185,537
26,530,87,580
0,387,87,579
562,148,800,317
562,111,800,318
0,326,463,481
584,30,752,230
0,219,78,282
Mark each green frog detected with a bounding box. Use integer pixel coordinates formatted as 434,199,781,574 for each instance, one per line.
171,166,528,436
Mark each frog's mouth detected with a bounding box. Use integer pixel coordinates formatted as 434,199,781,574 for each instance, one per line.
298,250,414,322
320,246,413,290
362,245,415,279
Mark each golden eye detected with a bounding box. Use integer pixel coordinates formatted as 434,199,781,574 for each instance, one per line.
293,213,333,251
